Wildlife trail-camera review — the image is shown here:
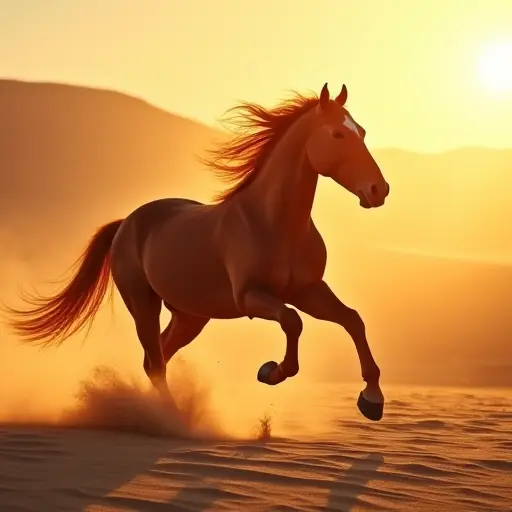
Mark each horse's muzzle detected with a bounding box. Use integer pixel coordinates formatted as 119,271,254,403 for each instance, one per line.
357,181,390,208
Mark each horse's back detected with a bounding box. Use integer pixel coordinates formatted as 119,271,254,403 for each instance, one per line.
129,198,204,254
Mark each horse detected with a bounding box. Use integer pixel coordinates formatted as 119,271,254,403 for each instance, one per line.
4,83,390,421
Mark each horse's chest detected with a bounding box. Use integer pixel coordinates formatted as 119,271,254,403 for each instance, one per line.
263,241,326,295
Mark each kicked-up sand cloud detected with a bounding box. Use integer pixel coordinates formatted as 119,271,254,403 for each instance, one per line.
0,362,228,441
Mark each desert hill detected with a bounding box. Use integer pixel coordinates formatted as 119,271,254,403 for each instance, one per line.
0,79,222,270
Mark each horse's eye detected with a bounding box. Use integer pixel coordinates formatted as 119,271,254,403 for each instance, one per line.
332,131,344,139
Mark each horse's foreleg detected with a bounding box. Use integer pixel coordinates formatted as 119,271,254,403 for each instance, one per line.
289,280,384,421
235,288,303,385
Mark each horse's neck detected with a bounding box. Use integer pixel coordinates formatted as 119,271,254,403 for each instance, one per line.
243,112,318,235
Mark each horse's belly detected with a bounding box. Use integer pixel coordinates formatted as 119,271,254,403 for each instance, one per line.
143,227,240,319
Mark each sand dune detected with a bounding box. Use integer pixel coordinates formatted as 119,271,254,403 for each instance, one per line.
0,369,510,511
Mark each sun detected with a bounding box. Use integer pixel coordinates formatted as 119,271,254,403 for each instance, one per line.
477,41,512,94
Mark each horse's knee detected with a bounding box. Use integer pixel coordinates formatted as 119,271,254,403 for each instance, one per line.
280,307,303,339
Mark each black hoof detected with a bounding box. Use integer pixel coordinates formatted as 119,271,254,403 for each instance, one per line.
257,361,279,385
357,391,384,421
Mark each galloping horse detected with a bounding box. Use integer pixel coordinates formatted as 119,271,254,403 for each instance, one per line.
5,83,390,421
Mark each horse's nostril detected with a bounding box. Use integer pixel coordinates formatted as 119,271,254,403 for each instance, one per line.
370,184,378,197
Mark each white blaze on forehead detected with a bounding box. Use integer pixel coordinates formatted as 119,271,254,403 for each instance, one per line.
343,115,360,137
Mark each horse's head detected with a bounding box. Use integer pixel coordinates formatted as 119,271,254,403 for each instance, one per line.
305,83,389,208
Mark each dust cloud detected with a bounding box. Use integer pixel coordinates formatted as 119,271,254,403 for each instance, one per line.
0,362,230,441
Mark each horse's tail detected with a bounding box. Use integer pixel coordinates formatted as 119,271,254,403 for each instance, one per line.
4,219,124,347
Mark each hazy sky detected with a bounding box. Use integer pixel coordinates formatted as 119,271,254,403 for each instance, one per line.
1,0,511,151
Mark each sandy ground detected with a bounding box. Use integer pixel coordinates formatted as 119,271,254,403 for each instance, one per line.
0,369,510,512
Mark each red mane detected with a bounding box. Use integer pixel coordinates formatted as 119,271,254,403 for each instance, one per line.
203,91,319,202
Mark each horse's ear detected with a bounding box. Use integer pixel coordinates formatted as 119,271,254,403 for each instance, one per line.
335,84,348,106
317,83,330,112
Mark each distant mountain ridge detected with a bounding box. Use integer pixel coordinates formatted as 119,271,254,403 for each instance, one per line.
0,79,222,257
0,79,190,123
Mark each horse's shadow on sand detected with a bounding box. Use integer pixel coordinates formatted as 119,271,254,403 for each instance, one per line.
321,452,384,512
153,449,385,512
159,451,385,512
0,425,384,512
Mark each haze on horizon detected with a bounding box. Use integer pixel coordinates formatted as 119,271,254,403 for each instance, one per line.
1,0,512,152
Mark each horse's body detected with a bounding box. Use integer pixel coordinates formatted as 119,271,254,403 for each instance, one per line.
5,84,390,421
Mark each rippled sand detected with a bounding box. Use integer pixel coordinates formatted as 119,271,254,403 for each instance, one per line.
0,372,510,511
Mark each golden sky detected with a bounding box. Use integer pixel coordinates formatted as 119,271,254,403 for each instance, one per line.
1,0,511,152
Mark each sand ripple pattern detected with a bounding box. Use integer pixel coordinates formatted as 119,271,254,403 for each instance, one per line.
0,384,510,511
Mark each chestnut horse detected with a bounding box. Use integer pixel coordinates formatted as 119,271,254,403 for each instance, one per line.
5,83,390,421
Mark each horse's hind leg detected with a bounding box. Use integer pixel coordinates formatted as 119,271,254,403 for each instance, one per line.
115,282,169,398
142,309,209,377
160,310,210,364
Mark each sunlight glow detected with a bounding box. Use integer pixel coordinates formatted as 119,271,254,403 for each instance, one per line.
477,41,512,94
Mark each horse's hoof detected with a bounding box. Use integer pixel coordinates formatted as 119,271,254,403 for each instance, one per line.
257,361,279,385
357,391,384,421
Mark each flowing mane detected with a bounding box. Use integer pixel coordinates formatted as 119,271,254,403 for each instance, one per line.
203,91,319,202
